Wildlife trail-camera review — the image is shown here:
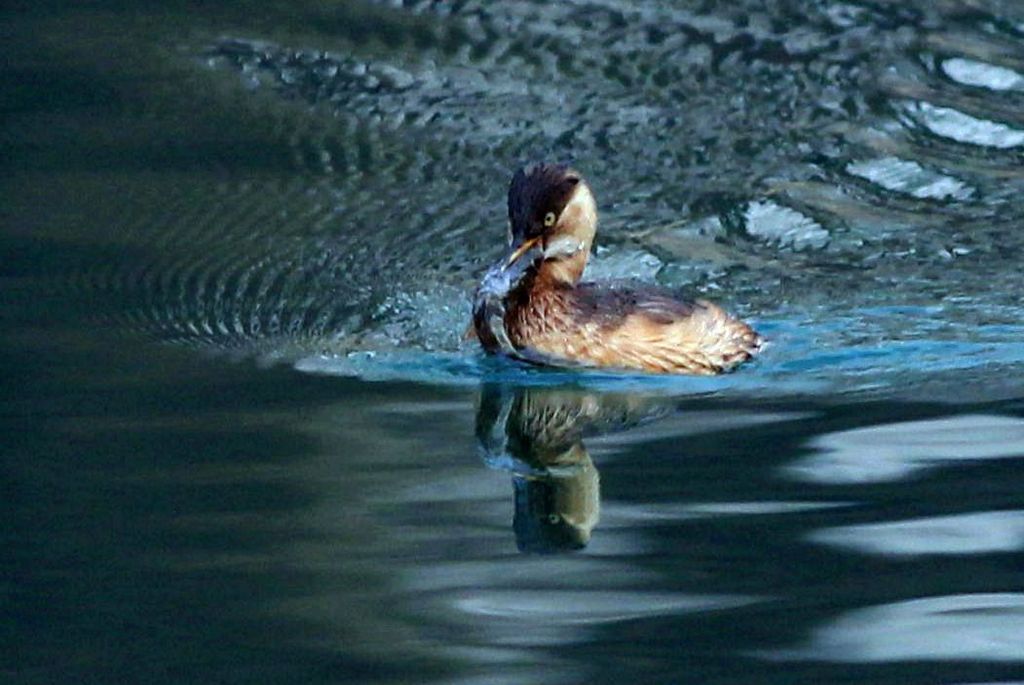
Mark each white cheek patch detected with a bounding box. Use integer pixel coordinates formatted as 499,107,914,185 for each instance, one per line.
544,234,587,259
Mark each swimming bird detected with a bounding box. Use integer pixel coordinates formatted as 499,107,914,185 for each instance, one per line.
472,163,761,374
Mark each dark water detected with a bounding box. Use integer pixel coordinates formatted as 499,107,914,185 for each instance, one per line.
4,2,1024,683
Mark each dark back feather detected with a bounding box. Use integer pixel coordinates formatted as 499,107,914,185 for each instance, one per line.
571,282,699,329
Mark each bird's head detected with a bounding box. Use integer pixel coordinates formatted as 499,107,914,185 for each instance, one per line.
503,163,597,283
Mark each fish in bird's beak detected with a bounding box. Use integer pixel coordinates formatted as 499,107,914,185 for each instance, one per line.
503,235,542,270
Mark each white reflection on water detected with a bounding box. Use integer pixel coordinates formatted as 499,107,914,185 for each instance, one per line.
809,510,1024,556
398,541,760,679
454,590,755,634
603,500,849,525
943,57,1024,92
785,414,1024,484
846,156,973,200
905,101,1024,148
767,594,1024,662
743,200,829,250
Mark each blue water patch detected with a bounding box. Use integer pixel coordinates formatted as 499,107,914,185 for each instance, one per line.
293,309,1024,398
294,348,766,395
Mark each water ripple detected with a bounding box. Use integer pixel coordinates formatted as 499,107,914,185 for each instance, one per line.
846,156,974,200
943,57,1024,92
785,414,1024,484
904,101,1024,149
452,590,757,632
810,510,1024,556
767,594,1024,663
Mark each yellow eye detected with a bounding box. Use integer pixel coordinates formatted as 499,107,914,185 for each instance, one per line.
543,211,557,227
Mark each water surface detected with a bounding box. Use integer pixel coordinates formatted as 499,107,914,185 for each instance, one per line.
3,2,1024,683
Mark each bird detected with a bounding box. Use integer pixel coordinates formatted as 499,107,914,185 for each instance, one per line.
471,163,761,375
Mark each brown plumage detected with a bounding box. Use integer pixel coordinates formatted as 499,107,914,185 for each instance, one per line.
472,163,761,375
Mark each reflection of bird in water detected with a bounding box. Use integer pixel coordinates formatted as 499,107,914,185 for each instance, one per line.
472,163,761,374
476,384,671,553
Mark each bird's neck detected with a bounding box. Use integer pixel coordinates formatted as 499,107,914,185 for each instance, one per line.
536,248,589,286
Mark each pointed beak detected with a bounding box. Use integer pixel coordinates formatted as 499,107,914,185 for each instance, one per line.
503,236,542,271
